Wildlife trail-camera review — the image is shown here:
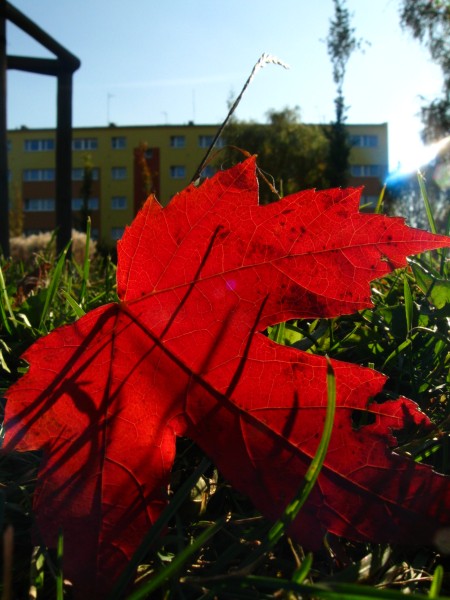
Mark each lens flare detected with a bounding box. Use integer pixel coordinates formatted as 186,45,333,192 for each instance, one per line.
387,135,450,188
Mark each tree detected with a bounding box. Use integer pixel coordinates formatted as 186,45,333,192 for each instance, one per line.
323,96,351,188
223,107,329,202
325,0,362,187
136,141,153,201
76,153,94,232
399,0,450,142
9,183,23,237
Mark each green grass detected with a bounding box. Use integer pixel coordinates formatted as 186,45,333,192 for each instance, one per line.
1,193,450,599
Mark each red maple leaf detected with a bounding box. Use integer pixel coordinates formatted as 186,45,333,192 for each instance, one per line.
4,157,450,597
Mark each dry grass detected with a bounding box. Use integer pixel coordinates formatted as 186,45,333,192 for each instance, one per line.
9,230,97,265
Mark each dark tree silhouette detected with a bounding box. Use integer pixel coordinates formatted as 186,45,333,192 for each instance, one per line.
324,0,363,187
399,0,450,142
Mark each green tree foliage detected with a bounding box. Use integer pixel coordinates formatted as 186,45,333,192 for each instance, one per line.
224,107,329,202
326,0,360,98
325,0,362,187
77,153,94,231
399,0,450,142
323,97,351,188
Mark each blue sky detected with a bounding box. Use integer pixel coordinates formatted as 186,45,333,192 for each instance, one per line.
5,0,444,173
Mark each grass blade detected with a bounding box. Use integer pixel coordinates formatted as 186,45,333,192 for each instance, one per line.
109,457,211,600
374,184,386,214
60,289,86,319
191,53,289,183
0,265,16,334
56,529,64,600
39,240,71,331
403,274,413,333
80,217,91,306
268,321,286,344
266,357,336,548
381,338,411,370
125,518,224,600
429,564,444,598
292,551,313,584
238,575,450,600
418,171,437,235
239,357,336,570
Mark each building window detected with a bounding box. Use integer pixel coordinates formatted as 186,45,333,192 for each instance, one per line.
24,139,55,151
170,165,186,179
350,134,378,148
72,138,98,151
201,165,216,178
111,227,125,241
72,197,99,211
24,198,55,212
88,197,99,210
198,135,224,149
111,136,126,149
112,166,127,180
170,135,186,148
351,164,381,178
111,196,127,210
7,140,11,151
198,135,213,149
72,167,99,181
23,168,55,181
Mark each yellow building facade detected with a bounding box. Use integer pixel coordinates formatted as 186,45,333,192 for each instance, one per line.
7,122,388,245
348,123,389,206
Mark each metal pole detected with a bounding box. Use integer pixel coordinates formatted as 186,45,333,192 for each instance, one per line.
3,2,80,256
55,70,73,254
6,2,80,71
0,0,10,257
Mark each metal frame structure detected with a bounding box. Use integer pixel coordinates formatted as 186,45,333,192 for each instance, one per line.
0,0,80,255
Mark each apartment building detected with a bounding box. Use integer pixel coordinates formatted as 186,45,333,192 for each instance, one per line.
6,122,388,245
348,123,389,207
